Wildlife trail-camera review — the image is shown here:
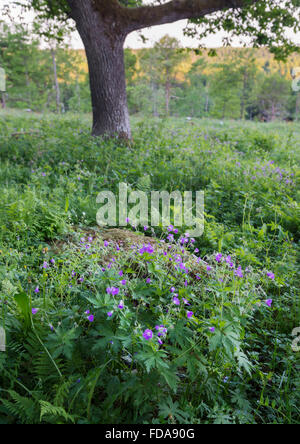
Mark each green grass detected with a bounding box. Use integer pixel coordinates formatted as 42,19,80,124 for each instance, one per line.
0,110,299,424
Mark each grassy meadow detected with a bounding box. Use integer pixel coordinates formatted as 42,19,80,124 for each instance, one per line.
0,110,299,424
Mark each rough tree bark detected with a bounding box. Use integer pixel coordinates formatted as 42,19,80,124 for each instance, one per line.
66,0,257,138
67,0,130,137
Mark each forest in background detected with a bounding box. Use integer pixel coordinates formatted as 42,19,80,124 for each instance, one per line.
1,23,300,122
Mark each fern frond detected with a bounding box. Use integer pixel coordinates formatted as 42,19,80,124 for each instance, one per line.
39,400,75,424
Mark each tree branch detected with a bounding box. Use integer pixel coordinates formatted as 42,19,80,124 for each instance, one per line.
122,0,258,33
68,0,258,38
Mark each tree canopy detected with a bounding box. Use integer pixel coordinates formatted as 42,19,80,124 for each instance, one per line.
4,0,299,137
10,0,300,60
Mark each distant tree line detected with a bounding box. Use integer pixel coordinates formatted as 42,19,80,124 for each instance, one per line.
128,36,299,122
0,25,299,122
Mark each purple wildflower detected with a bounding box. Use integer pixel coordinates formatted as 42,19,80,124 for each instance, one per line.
235,266,244,278
182,298,190,306
107,287,119,296
173,296,180,306
267,272,275,280
155,325,167,337
143,329,153,341
226,256,234,268
216,253,223,263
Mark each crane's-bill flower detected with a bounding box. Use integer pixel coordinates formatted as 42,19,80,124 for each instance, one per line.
143,329,153,340
173,296,180,306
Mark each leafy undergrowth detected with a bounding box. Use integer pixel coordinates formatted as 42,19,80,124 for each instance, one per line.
0,112,299,424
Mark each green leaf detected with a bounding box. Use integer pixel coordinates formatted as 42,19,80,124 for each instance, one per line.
14,292,30,327
160,368,179,392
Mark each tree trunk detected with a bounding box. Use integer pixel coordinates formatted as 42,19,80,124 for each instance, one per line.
205,89,209,114
70,1,131,139
165,78,171,116
76,75,81,110
295,93,300,121
86,37,130,138
240,73,246,120
51,49,61,114
271,102,276,121
65,0,260,138
1,92,6,109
